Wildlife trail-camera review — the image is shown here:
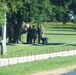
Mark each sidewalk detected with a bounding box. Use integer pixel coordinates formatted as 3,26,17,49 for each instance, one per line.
0,50,76,67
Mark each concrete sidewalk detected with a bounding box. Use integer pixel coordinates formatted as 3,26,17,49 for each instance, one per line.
0,50,76,67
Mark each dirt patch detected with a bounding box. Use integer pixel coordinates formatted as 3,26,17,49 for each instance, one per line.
30,65,76,75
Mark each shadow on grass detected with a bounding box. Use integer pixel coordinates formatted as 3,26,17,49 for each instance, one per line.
3,42,66,46
0,42,76,47
29,43,67,46
32,43,76,46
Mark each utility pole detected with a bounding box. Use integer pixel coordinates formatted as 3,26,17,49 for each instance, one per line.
1,3,7,55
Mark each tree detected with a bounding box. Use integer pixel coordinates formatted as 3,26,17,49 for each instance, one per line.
69,0,76,14
6,0,52,43
6,1,24,43
0,0,52,44
69,0,76,23
23,0,52,25
0,2,6,26
50,0,72,24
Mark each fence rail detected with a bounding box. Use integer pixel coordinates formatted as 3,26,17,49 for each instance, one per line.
0,43,76,67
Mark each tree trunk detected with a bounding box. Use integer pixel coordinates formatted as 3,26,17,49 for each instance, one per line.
63,21,66,25
13,11,23,43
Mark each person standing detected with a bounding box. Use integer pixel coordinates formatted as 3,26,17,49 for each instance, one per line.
40,25,45,38
32,26,37,43
27,26,32,44
37,26,41,43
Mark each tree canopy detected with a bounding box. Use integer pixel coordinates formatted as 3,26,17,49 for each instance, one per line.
0,0,76,25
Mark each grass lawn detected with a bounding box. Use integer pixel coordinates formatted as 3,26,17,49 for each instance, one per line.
0,55,76,75
0,27,76,58
0,24,76,75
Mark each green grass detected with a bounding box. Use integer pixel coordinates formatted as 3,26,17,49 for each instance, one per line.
0,28,76,58
0,23,76,75
1,45,74,58
0,56,76,75
43,22,76,29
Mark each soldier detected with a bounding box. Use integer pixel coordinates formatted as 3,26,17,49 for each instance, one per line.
37,26,41,43
27,26,32,44
40,25,45,38
32,26,37,43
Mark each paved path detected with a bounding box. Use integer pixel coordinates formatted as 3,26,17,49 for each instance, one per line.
0,50,76,67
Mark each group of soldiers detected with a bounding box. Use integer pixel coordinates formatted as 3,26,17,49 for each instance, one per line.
27,25,45,44
6,21,45,44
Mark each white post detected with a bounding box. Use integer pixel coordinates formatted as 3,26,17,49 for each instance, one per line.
1,13,7,55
